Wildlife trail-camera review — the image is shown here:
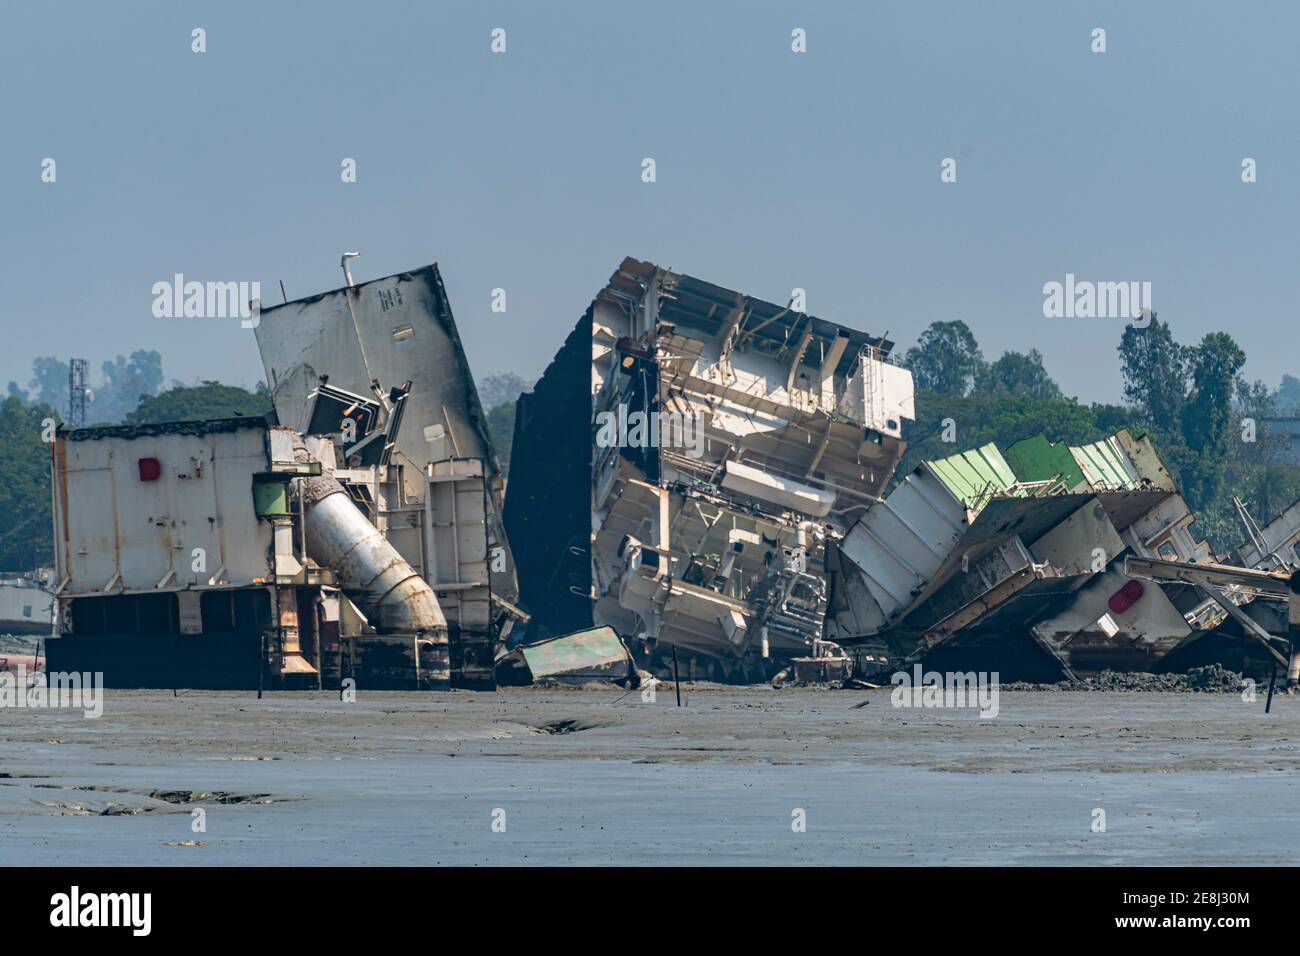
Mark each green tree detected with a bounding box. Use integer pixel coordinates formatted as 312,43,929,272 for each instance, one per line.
476,372,532,479
1178,332,1246,509
1276,373,1300,414
1118,314,1187,437
125,381,273,425
904,321,985,396
27,356,70,412
487,402,516,478
975,349,1064,401
94,350,164,423
477,372,533,411
1235,377,1277,419
0,397,57,570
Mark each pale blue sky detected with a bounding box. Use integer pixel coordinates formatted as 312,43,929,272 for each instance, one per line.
3,1,1297,404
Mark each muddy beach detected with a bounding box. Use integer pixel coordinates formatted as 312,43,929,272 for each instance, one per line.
1,685,1296,865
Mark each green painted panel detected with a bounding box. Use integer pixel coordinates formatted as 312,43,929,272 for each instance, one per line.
520,626,629,678
253,481,290,517
1004,433,1085,489
924,443,1020,509
1070,436,1139,490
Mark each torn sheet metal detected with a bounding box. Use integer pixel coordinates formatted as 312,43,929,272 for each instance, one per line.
829,429,1225,679
1070,435,1142,491
252,263,522,685
907,494,1202,678
253,263,517,609
1127,554,1300,683
496,626,635,685
924,443,1025,511
894,493,1154,664
1004,434,1087,491
826,464,967,638
504,257,916,681
1028,567,1192,672
1004,429,1174,495
1230,496,1300,570
825,443,1058,642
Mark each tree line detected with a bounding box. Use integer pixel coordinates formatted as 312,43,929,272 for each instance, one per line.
0,355,273,571
1,323,1295,572
898,316,1300,549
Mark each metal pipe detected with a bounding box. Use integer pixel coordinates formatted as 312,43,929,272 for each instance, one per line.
299,473,446,635
341,252,360,288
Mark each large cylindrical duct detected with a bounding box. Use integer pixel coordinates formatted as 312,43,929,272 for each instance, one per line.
300,474,446,635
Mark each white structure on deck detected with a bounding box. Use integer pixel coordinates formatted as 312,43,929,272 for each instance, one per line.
507,258,915,680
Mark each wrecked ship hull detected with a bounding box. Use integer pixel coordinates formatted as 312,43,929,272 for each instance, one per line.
504,257,916,681
827,431,1220,680
47,263,514,691
255,263,516,685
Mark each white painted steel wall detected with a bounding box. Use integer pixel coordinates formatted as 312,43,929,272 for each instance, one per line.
254,265,515,604
833,467,968,635
53,425,273,595
255,269,494,487
0,582,53,631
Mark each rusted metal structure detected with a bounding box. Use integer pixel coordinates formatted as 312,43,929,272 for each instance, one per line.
495,626,637,686
825,429,1220,680
0,573,53,636
504,257,915,680
46,262,514,690
48,419,332,687
1127,555,1300,684
45,415,494,689
255,262,519,685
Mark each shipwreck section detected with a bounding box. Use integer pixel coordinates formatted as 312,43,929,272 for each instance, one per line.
51,419,323,687
0,571,53,636
504,313,595,638
826,429,1300,682
504,257,916,680
46,417,468,689
45,415,496,689
47,263,519,690
255,263,521,685
495,626,636,686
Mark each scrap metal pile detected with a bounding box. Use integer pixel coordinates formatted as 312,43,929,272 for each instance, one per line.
48,263,520,690
504,257,915,682
40,253,1300,690
504,259,1299,687
825,430,1300,683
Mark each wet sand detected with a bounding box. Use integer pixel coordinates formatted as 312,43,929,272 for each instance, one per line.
1,685,1296,865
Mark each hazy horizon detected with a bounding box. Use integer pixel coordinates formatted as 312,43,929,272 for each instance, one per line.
4,1,1297,404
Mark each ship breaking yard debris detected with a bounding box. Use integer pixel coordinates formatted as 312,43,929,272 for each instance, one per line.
6,257,1300,866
